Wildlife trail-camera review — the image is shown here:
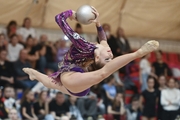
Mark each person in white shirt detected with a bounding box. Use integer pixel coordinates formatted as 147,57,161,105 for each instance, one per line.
7,34,24,62
17,17,36,43
139,54,157,91
161,78,180,120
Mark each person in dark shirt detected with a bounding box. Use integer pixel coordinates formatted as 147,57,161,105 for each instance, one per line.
107,92,126,120
33,90,53,120
115,27,131,55
14,49,37,89
35,34,58,73
24,35,39,69
152,50,171,78
49,92,70,119
140,76,159,120
0,88,8,119
0,33,8,51
20,89,37,120
126,95,141,120
0,49,14,87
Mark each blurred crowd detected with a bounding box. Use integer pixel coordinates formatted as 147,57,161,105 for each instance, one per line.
0,17,180,120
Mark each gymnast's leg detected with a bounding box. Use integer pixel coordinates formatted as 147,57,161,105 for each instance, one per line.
22,68,71,95
60,40,159,93
23,40,159,93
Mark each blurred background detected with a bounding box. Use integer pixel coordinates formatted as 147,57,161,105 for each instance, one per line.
0,0,180,120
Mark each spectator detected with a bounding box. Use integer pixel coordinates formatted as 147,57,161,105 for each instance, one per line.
100,23,117,57
20,89,38,120
0,33,8,50
126,95,141,120
139,54,157,91
115,27,131,55
49,92,70,119
0,87,8,119
17,17,36,43
56,39,69,63
77,92,98,119
7,34,24,62
152,50,171,78
140,76,159,120
161,78,180,120
107,92,126,120
3,85,19,113
74,23,90,41
91,84,106,115
14,49,37,89
103,75,117,102
34,34,58,73
25,35,39,69
0,49,14,87
33,90,53,120
2,20,17,40
157,75,167,120
158,75,167,90
68,96,83,120
5,108,20,120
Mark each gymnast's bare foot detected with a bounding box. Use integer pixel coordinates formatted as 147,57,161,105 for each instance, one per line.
23,68,37,80
136,40,159,57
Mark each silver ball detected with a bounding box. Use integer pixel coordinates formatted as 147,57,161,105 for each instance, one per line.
76,5,96,25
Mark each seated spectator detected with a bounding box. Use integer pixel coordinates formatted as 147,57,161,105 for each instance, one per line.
17,17,36,44
161,78,180,120
0,33,8,50
91,84,106,115
103,75,117,102
0,49,14,87
77,91,98,119
24,35,39,69
49,92,70,120
126,95,141,120
56,39,69,63
152,50,171,78
7,34,24,62
140,76,159,120
20,89,38,120
37,34,58,72
4,108,20,120
0,87,8,119
33,90,53,120
2,20,17,41
14,49,37,89
3,85,20,113
74,23,90,41
68,96,83,120
107,92,126,120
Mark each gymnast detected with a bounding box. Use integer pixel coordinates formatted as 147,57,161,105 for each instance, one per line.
23,7,159,97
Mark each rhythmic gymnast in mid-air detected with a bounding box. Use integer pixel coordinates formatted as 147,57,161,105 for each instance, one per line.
23,7,159,97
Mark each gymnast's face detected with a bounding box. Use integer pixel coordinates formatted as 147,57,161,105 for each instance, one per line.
95,46,113,66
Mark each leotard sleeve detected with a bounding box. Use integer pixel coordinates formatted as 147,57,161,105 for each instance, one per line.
55,10,93,50
96,26,107,43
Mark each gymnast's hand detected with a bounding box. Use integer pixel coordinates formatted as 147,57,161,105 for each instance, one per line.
89,6,99,24
69,10,77,21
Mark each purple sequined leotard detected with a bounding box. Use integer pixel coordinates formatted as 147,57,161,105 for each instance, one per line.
50,10,106,97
